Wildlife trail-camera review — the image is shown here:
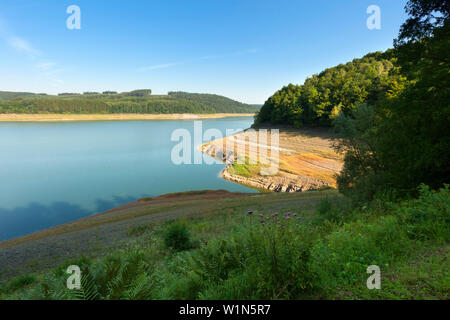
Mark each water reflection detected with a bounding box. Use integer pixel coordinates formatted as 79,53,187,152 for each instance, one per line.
0,195,138,241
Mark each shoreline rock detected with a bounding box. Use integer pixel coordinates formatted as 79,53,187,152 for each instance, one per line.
200,141,334,193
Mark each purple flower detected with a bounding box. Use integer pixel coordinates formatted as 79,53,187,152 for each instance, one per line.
248,209,254,215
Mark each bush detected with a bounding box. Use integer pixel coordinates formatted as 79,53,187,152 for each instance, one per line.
159,236,246,299
5,275,36,293
310,216,409,290
160,215,318,299
163,223,192,251
127,224,150,237
12,249,157,300
313,197,353,225
397,185,450,242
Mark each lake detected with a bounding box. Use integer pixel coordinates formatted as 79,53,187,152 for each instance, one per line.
0,117,256,241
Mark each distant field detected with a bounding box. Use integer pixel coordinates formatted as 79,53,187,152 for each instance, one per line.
0,113,255,122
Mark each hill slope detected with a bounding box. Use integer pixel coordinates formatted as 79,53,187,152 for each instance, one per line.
0,91,259,114
255,51,404,127
0,91,47,101
0,186,447,300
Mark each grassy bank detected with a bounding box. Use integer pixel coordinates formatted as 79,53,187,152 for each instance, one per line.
1,185,448,300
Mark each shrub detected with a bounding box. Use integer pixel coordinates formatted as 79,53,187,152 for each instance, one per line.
6,275,37,293
313,197,353,225
310,216,409,290
158,236,246,299
161,215,318,299
163,223,192,251
127,224,150,237
13,249,157,300
397,185,450,242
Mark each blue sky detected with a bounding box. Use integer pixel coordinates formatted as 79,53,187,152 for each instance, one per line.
0,0,407,104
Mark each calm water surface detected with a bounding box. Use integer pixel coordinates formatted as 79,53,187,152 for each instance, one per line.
0,117,256,240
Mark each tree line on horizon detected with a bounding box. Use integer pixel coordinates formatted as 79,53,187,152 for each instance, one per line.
0,91,258,114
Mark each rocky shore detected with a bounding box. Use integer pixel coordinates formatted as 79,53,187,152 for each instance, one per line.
221,167,331,192
200,127,343,193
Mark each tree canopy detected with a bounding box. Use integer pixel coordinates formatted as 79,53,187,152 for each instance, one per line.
335,0,449,201
255,51,405,127
256,0,449,201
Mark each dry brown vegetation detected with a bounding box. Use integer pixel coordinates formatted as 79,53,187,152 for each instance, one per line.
201,127,344,191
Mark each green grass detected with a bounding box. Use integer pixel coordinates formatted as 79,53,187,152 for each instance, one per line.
228,158,263,177
127,224,151,237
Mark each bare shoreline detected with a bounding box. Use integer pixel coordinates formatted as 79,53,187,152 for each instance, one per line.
0,113,255,122
200,127,344,192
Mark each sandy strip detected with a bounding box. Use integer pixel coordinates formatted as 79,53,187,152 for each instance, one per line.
0,113,255,122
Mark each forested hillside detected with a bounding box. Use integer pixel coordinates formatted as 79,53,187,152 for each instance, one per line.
0,91,258,114
0,91,48,101
257,0,449,201
255,51,406,127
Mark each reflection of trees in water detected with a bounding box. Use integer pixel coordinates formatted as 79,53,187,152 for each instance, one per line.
0,195,137,241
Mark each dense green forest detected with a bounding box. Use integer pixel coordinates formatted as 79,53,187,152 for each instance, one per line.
0,91,258,114
255,51,406,127
257,0,449,201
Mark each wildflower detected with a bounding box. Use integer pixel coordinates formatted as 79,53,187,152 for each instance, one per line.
258,214,264,218
248,209,254,215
